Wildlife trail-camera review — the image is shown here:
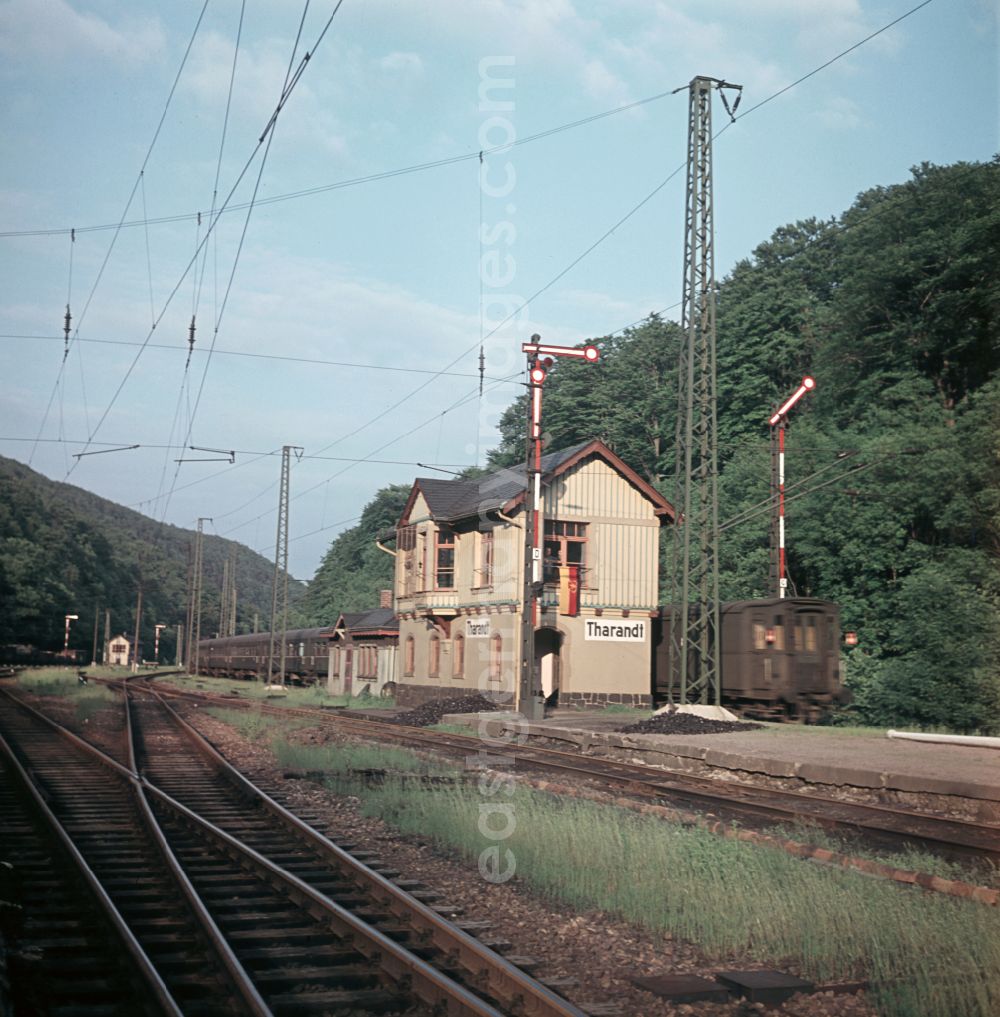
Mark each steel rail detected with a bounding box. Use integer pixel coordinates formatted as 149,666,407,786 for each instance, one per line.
0,729,185,1017
334,713,1000,861
1,686,502,1017
121,690,274,1017
141,684,591,1017
138,772,508,1017
0,686,269,1015
137,683,1000,861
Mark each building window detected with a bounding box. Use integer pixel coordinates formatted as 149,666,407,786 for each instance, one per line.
404,636,415,676
357,645,377,679
489,632,503,684
478,529,494,587
453,634,465,678
543,520,587,583
429,635,441,677
399,525,417,596
435,527,455,589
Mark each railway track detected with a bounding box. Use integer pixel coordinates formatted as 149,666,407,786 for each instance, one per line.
0,686,591,1017
138,681,1000,865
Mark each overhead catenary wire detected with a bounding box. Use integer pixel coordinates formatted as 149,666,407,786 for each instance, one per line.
64,0,348,480
15,0,943,575
0,332,524,381
0,86,687,241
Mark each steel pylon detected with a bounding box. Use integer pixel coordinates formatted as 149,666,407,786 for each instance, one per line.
267,446,300,685
668,76,740,706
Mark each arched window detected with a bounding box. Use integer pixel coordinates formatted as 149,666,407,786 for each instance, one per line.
453,634,465,679
429,634,441,677
404,636,415,676
489,632,503,684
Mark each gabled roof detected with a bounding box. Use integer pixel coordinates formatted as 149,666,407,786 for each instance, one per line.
329,606,399,639
398,439,673,527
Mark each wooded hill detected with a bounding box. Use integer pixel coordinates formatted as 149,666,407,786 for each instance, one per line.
307,158,1000,731
0,456,305,661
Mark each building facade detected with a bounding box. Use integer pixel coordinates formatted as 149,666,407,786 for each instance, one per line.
391,440,673,709
108,634,131,666
327,594,399,698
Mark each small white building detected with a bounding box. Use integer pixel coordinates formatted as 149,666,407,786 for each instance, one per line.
108,634,131,666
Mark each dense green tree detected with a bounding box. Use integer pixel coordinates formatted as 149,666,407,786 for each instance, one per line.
481,158,1000,730
0,456,298,659
302,483,411,622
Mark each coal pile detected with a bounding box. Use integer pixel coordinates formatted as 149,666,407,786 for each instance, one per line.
389,694,509,728
617,712,763,736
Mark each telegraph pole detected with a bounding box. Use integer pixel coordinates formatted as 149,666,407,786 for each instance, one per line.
91,600,100,666
266,446,300,686
191,517,211,675
183,543,194,668
518,336,599,719
668,75,741,707
131,585,143,672
220,555,230,637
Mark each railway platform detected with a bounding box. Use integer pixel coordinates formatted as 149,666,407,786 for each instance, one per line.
438,708,1000,819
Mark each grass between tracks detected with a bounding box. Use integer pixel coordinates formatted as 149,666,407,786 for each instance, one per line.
165,672,398,709
199,708,1000,1017
11,667,119,725
360,776,999,1017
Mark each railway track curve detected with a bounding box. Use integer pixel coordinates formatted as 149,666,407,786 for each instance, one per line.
136,681,1000,865
0,685,590,1017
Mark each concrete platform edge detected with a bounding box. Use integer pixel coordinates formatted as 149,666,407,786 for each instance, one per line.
439,712,1000,803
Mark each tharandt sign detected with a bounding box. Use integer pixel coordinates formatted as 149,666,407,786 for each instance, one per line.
583,619,647,642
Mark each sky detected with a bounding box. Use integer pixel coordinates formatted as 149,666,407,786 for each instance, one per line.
1,0,997,583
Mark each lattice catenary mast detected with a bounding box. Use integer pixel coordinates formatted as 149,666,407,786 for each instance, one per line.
267,446,301,685
190,516,211,675
668,75,741,706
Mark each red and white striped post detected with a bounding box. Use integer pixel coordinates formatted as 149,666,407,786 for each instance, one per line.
518,336,599,718
769,376,815,599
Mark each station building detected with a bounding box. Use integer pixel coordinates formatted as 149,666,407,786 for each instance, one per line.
327,591,398,699
390,439,674,709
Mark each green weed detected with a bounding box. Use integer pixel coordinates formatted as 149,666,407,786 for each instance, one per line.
354,779,1000,1017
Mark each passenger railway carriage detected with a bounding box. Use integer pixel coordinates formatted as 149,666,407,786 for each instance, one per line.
198,627,333,684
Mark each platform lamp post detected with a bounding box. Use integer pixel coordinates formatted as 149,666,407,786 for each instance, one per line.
519,335,599,720
154,624,166,665
63,614,79,657
769,376,815,599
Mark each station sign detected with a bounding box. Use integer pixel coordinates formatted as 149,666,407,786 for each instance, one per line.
466,618,491,639
584,619,647,642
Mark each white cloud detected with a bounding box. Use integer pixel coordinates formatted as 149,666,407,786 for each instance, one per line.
378,51,424,76
0,0,164,64
580,57,635,106
182,31,348,157
816,95,863,130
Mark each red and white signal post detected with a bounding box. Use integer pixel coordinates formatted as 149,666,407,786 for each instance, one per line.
519,335,599,719
769,376,815,598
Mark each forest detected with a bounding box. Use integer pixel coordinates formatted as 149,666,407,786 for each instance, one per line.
0,456,303,662
304,158,1000,732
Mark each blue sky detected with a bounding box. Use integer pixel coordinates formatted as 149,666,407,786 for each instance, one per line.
1,0,996,582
